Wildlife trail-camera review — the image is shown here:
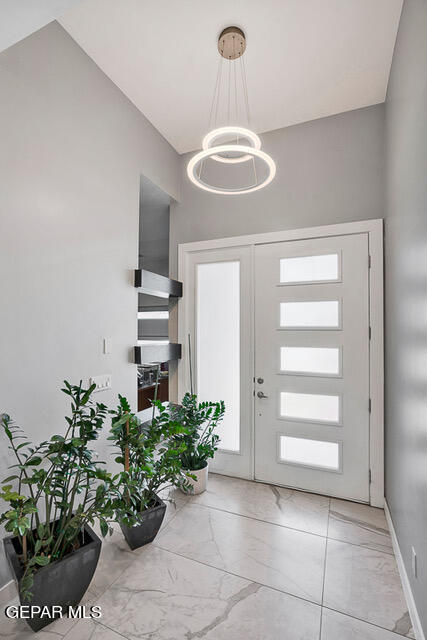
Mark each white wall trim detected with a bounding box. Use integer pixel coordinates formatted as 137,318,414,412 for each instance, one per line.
178,219,383,253
178,218,384,506
384,500,426,640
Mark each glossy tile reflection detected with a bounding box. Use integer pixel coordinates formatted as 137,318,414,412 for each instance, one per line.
323,539,411,633
155,502,326,603
192,473,330,535
63,547,321,640
2,474,413,640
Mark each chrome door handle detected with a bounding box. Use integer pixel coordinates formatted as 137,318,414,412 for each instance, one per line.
257,391,268,399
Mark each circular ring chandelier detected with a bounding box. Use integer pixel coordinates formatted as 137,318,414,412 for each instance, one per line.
187,27,276,195
203,126,260,164
188,142,276,195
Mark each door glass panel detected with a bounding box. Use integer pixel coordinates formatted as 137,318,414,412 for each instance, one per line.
197,261,240,452
280,300,340,328
280,436,340,470
280,391,340,423
280,346,340,375
280,254,339,283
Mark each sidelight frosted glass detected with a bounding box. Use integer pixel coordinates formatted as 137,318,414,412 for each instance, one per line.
280,254,339,283
197,261,240,452
280,391,340,423
280,436,340,470
280,347,340,375
280,300,340,328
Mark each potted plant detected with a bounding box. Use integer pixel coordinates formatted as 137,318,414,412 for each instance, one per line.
172,393,225,495
108,395,190,550
0,381,114,632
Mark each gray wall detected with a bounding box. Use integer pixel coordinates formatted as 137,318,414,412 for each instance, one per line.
0,21,179,587
138,175,170,313
169,104,386,399
170,104,385,272
385,0,427,632
139,175,170,279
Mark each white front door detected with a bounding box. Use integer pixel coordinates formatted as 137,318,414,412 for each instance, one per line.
254,234,370,502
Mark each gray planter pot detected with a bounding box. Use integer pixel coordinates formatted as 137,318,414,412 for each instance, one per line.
119,494,166,550
3,523,101,632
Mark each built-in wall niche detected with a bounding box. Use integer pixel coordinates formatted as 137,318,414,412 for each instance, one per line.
136,176,182,410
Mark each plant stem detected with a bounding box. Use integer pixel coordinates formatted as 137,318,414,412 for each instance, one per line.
8,438,40,528
124,417,130,473
22,534,27,564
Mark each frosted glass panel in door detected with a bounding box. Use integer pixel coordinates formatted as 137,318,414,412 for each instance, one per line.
280,301,340,328
280,347,340,376
196,261,240,452
280,254,339,283
279,436,340,471
280,391,340,423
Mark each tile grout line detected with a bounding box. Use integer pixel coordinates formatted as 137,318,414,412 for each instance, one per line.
78,498,189,609
59,511,190,640
158,498,189,535
152,541,323,610
318,497,331,640
93,618,130,640
188,499,329,539
62,544,159,639
182,498,394,555
152,542,409,638
320,605,413,639
65,497,405,640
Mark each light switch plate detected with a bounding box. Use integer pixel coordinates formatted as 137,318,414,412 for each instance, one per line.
90,374,112,393
103,338,112,354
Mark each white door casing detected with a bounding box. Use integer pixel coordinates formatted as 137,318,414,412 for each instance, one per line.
177,219,384,506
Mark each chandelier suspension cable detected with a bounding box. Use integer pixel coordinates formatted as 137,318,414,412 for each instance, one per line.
227,59,231,125
208,55,223,130
200,55,223,178
240,53,251,125
239,53,257,186
234,47,239,143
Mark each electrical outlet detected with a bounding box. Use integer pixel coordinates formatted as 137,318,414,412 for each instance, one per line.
90,374,112,393
411,547,417,578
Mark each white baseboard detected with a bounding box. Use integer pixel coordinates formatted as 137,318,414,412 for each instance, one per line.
384,500,426,640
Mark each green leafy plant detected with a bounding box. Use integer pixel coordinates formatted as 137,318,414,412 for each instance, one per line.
108,396,191,528
0,381,115,600
171,393,225,471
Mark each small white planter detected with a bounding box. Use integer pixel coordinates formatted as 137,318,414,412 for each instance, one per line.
183,462,208,495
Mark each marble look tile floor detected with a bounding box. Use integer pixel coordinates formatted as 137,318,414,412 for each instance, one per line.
2,476,414,640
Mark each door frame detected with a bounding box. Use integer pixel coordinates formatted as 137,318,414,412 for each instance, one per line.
178,218,384,507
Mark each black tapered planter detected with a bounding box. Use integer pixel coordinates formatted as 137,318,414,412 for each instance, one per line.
119,495,166,550
3,523,101,632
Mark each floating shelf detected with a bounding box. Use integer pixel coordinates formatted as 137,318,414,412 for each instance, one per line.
134,343,182,365
134,269,182,298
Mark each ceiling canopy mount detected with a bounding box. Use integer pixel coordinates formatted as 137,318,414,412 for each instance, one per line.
217,26,246,60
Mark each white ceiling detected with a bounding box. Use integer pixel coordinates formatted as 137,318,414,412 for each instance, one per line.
12,0,399,155
0,0,83,53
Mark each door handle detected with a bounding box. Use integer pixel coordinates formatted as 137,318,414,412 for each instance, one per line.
257,391,268,399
